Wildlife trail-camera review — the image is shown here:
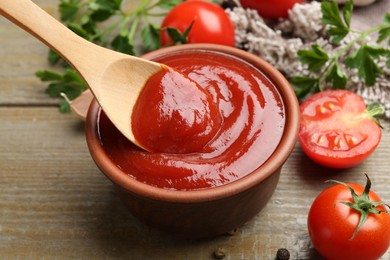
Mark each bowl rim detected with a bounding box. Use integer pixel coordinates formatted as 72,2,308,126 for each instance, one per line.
85,43,299,203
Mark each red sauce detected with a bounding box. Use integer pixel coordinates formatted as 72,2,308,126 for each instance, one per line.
97,50,285,190
132,66,222,153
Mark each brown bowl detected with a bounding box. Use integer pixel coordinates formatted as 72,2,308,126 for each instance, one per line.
85,44,299,238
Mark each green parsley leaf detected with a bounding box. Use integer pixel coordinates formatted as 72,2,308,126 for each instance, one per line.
297,44,329,72
59,99,72,113
141,23,161,51
80,19,103,43
37,69,88,101
59,0,80,22
342,0,353,28
378,27,390,45
111,33,135,55
35,70,63,81
383,12,390,24
387,53,390,69
113,0,122,9
321,1,344,27
377,13,390,45
327,27,349,45
67,22,92,40
290,76,321,99
48,49,62,65
345,45,388,86
88,0,122,22
321,0,351,44
325,63,347,89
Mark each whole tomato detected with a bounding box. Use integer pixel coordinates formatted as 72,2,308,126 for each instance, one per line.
308,175,390,260
160,0,235,47
240,0,303,19
299,90,383,168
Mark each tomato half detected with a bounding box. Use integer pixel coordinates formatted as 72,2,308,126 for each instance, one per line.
239,0,303,19
308,181,390,260
160,0,235,47
298,90,382,168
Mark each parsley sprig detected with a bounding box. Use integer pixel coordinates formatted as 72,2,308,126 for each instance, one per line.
291,0,390,99
36,0,182,112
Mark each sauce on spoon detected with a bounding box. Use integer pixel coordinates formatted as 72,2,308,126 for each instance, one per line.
132,66,222,153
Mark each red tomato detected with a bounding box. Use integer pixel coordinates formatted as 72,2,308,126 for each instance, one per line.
298,90,382,168
308,180,390,260
240,0,303,19
160,0,235,47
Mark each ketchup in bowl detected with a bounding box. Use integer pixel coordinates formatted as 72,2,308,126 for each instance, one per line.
96,49,286,191
132,66,222,154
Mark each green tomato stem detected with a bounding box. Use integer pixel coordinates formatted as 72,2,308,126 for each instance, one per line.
328,174,389,240
365,102,386,127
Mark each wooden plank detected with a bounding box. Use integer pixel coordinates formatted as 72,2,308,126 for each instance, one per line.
0,0,61,105
0,107,389,259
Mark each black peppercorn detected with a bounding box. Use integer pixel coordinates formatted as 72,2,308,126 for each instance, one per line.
276,248,290,260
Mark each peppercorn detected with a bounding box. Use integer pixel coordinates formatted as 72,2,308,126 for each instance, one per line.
276,248,290,260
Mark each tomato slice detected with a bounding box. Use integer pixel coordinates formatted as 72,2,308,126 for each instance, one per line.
298,90,382,168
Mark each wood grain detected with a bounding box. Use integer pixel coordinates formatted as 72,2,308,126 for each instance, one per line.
1,0,390,259
0,1,58,105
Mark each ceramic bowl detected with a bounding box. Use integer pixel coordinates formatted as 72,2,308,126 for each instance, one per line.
85,44,299,238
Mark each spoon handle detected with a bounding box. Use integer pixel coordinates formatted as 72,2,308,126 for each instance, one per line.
0,0,107,75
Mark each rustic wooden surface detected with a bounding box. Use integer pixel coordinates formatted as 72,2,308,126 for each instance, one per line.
1,1,390,259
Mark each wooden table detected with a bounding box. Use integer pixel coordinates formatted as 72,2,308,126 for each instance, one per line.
1,1,389,259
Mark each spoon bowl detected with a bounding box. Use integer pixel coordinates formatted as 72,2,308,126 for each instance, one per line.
0,0,163,149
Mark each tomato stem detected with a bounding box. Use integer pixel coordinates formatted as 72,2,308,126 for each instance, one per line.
365,102,385,128
328,174,389,240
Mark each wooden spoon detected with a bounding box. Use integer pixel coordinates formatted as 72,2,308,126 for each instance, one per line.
0,0,164,149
